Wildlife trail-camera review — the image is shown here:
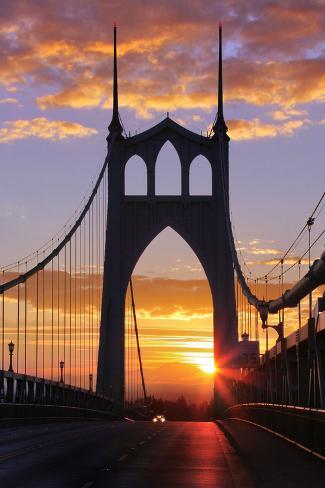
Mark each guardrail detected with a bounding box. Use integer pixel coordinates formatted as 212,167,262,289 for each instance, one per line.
225,403,325,458
0,370,115,419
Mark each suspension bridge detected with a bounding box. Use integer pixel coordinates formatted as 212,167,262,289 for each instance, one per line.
0,24,324,487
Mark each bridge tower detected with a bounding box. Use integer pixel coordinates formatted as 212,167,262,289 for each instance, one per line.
96,24,238,414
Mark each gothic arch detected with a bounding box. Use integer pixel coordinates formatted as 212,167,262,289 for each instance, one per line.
189,155,212,195
155,141,182,195
124,223,214,295
124,155,147,195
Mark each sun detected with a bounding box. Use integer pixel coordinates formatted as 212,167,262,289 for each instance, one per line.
199,360,217,375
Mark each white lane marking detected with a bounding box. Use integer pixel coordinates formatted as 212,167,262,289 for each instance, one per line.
139,440,145,445
118,454,128,462
81,482,94,488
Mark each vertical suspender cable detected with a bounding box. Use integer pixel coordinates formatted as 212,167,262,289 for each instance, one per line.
249,273,252,338
124,284,129,404
307,217,314,319
64,242,67,379
83,218,86,388
79,222,82,388
265,276,268,352
51,254,54,380
130,291,134,402
17,262,20,373
92,201,94,380
69,238,72,385
243,285,246,334
245,279,247,334
2,271,4,371
42,256,45,379
130,278,147,404
132,295,135,402
298,260,301,329
36,253,39,377
278,275,281,323
24,264,27,375
88,209,91,386
90,203,94,383
236,272,239,338
281,259,284,325
254,278,259,341
74,230,77,387
97,185,101,386
57,250,60,380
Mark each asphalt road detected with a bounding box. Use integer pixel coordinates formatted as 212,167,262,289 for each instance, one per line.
0,419,323,487
0,420,254,488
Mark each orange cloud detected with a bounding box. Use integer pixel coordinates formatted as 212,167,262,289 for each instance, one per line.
0,97,18,104
0,117,98,143
251,257,313,266
0,1,323,126
37,83,105,110
228,117,309,141
249,247,282,256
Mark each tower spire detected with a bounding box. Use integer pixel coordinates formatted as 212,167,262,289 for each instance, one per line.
108,23,123,135
213,23,227,135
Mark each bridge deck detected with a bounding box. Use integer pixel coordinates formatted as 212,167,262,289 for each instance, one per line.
0,420,323,487
0,421,252,487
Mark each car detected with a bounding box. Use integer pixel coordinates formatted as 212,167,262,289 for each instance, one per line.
152,414,166,423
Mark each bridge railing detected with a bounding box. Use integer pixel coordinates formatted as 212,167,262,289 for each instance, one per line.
233,310,325,409
225,402,325,459
0,370,115,419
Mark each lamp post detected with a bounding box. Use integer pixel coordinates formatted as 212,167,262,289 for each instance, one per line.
8,341,14,372
89,374,93,392
59,360,65,384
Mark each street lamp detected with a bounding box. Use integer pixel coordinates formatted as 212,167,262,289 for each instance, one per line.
8,341,14,372
59,360,65,384
89,374,93,392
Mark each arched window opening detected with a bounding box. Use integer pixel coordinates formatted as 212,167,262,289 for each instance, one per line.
125,155,147,195
125,226,213,407
189,155,212,195
155,141,181,195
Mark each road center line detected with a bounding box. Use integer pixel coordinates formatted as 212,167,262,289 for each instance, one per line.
81,482,94,488
118,454,128,462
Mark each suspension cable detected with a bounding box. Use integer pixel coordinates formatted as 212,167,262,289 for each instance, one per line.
215,124,325,319
129,278,147,404
0,134,117,295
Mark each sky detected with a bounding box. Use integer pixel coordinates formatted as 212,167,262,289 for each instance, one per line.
0,0,324,400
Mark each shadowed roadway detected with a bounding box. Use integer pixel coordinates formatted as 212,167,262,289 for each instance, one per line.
0,419,323,487
0,420,253,487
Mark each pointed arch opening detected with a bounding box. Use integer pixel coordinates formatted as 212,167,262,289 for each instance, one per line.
125,155,147,195
155,141,181,195
189,155,212,195
125,226,213,407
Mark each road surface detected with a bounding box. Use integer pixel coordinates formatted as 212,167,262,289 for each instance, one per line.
0,420,253,487
0,419,323,487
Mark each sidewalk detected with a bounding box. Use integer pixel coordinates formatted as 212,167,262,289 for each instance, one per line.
219,419,325,487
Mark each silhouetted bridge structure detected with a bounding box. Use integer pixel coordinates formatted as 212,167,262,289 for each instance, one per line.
0,25,324,486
